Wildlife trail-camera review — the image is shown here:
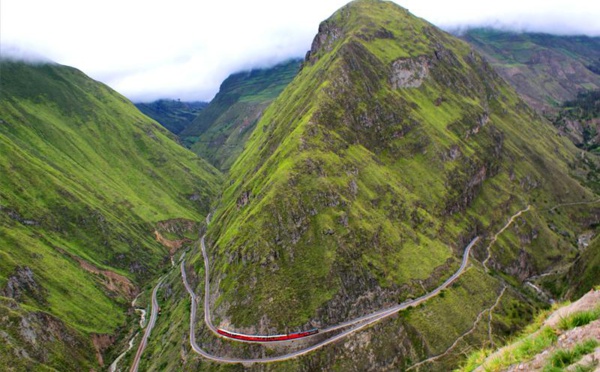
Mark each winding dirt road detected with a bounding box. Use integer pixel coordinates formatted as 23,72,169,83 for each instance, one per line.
549,198,600,212
132,199,599,366
482,206,531,271
129,276,163,372
179,236,480,364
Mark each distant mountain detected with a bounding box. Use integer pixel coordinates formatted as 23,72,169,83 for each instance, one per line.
462,29,600,115
0,61,222,370
180,59,301,171
463,30,600,194
553,89,600,151
134,99,207,134
168,0,599,370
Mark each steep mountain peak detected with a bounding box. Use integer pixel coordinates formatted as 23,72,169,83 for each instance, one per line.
305,0,502,98
205,0,594,349
305,0,411,64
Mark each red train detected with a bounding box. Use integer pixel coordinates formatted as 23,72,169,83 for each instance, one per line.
217,328,319,342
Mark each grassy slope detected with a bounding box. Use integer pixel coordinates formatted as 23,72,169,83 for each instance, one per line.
462,29,600,113
0,61,222,370
134,99,207,134
202,0,595,340
181,59,301,171
459,290,600,372
462,31,600,193
563,235,600,299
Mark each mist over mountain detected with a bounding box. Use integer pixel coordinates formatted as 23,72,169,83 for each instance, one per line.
4,0,599,102
181,59,302,171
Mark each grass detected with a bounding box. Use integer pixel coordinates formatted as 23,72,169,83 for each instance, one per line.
544,339,599,371
202,0,594,334
563,235,600,299
460,305,600,371
406,268,511,356
183,59,302,171
558,307,600,330
0,60,223,370
460,327,558,372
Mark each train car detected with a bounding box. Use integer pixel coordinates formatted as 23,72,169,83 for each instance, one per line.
217,328,318,342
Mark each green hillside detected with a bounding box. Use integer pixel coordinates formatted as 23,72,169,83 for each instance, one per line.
185,0,599,369
462,29,600,114
460,288,600,372
0,61,222,370
553,89,600,150
565,235,600,299
134,99,207,134
181,59,301,171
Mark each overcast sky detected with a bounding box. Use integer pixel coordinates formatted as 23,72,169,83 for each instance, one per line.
2,0,599,102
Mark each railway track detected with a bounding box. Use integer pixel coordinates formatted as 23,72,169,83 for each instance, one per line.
178,235,479,363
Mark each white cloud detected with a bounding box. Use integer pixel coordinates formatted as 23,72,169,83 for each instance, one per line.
2,0,599,102
0,44,54,64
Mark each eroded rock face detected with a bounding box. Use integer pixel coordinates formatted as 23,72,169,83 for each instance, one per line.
390,56,431,89
155,218,198,235
0,299,94,369
2,266,47,304
154,218,200,253
305,20,343,65
91,333,115,366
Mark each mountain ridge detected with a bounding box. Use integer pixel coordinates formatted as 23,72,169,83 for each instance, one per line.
181,59,302,170
0,60,222,370
461,28,600,114
116,1,600,370
134,99,208,134
203,0,595,340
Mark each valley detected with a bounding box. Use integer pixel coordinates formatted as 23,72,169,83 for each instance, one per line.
1,0,599,371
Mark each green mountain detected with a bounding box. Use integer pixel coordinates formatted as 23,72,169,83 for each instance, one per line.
180,59,302,171
134,99,207,134
0,61,222,370
460,31,600,289
553,89,600,151
183,0,598,369
462,29,600,114
563,234,600,299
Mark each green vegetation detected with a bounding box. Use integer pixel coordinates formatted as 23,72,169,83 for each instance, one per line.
135,99,208,134
459,327,558,372
202,0,594,347
562,90,600,121
544,339,599,371
181,59,301,170
502,327,559,369
0,61,223,369
460,304,600,372
557,306,600,330
563,235,600,299
462,28,600,114
552,89,600,154
3,1,599,370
